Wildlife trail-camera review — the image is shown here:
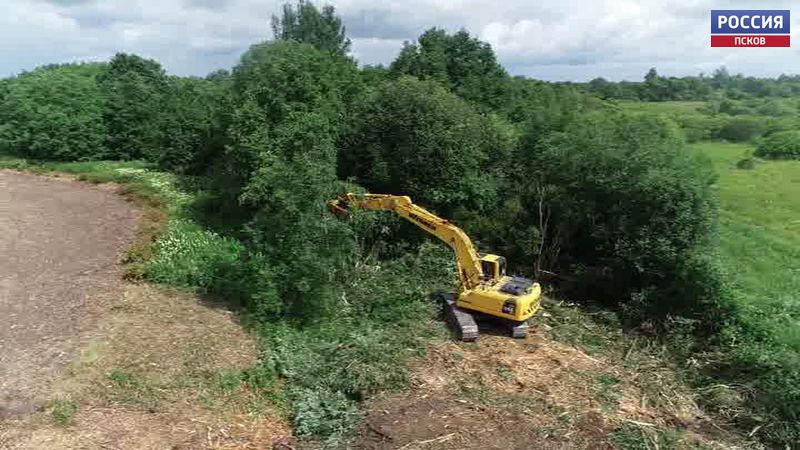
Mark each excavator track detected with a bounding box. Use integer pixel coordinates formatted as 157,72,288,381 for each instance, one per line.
438,293,479,342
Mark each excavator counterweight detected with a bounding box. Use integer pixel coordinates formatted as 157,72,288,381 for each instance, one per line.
327,193,542,341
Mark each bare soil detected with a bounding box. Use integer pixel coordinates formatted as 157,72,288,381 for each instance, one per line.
0,170,137,419
0,171,290,449
355,329,748,450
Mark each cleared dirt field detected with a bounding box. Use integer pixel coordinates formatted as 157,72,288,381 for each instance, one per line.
0,171,288,449
0,170,137,419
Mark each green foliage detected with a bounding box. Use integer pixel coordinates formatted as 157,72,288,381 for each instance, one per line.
716,115,766,142
258,243,451,439
159,76,230,173
50,399,78,427
735,157,755,169
146,220,243,288
97,53,169,161
503,78,598,138
503,112,722,322
224,41,361,322
0,64,107,160
390,28,509,109
755,130,800,159
340,76,514,216
272,0,351,56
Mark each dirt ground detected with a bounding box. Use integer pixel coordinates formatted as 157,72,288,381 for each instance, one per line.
0,170,137,419
355,329,749,450
0,171,289,449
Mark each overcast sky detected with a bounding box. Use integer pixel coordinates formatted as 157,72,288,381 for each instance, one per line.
2,0,799,81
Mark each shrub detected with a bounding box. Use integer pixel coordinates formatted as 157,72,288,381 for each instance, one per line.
755,130,800,159
158,76,230,174
223,41,362,322
146,220,243,288
716,115,766,142
97,53,170,161
736,157,755,169
258,243,452,440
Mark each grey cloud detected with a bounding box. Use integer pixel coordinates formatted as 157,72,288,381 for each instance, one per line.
1,0,799,80
340,9,423,40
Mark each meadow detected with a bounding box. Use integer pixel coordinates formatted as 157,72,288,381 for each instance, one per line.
693,142,800,350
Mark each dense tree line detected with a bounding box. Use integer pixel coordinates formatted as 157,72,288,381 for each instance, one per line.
587,66,800,101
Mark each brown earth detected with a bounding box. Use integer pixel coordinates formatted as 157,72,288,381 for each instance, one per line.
0,171,290,449
355,328,750,450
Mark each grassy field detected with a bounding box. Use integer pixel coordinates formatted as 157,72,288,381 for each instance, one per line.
691,141,800,348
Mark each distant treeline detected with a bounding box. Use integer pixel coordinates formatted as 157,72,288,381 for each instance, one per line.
584,66,800,101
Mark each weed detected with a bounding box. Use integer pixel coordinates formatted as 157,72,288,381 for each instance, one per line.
50,399,78,427
595,374,621,412
496,365,514,381
610,424,684,450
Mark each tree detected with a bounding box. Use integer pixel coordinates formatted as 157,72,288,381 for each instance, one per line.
158,76,230,173
0,63,107,160
503,112,719,321
339,76,515,217
271,0,351,56
97,53,169,161
389,29,509,109
222,41,361,321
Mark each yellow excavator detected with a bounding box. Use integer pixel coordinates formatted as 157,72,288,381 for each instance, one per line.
328,193,542,341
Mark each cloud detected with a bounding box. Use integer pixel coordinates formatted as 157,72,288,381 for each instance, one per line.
1,0,799,80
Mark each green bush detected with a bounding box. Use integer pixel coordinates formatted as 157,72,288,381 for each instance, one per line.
755,130,800,159
0,64,107,160
716,115,766,142
158,76,230,174
223,41,362,322
258,243,451,440
672,113,726,142
97,53,170,161
146,220,243,288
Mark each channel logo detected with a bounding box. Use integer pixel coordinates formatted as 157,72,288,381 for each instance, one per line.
711,10,790,47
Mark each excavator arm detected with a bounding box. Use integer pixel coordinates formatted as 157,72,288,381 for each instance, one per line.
328,192,542,341
328,193,484,292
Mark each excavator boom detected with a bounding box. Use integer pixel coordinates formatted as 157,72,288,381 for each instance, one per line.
330,194,484,291
328,193,542,341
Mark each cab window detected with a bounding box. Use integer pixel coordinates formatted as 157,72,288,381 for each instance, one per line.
481,260,496,281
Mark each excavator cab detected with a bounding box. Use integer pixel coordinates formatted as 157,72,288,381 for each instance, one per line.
479,254,506,283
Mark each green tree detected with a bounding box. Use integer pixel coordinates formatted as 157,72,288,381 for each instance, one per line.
389,29,509,109
271,0,351,56
0,63,107,160
339,76,515,217
97,53,169,161
158,76,230,173
502,112,720,322
223,41,361,321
